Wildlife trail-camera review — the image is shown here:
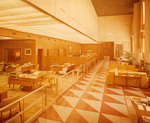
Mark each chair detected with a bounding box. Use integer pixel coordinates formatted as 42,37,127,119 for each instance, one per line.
46,71,54,82
30,64,39,73
0,65,4,72
58,67,68,75
15,66,22,72
33,64,39,71
0,63,4,72
0,94,22,122
41,71,56,92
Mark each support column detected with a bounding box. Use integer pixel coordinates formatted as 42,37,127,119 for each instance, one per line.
144,0,150,62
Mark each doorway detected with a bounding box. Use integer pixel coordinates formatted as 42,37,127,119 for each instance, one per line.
38,49,44,70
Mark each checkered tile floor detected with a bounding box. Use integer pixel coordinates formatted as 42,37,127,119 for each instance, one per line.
33,60,150,123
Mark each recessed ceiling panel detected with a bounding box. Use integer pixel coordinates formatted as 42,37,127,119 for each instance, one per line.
0,0,97,44
91,0,139,16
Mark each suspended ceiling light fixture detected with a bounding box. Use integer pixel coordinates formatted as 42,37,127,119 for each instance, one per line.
143,1,145,25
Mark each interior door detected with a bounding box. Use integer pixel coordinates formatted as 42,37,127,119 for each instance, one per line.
38,49,44,70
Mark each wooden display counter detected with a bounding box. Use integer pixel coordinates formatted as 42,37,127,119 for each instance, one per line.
5,64,36,74
106,71,149,88
8,71,47,90
6,67,16,73
114,75,141,87
47,54,98,72
21,65,36,73
8,77,40,88
50,64,75,72
50,66,63,72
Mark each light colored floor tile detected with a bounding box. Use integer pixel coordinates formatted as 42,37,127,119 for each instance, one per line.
124,90,145,97
78,80,89,85
107,88,124,95
90,86,104,93
92,82,105,87
69,89,84,98
81,98,102,112
86,91,103,101
63,96,80,107
104,102,129,116
105,94,126,104
75,84,88,91
53,105,73,122
76,109,99,123
129,87,140,90
101,114,131,123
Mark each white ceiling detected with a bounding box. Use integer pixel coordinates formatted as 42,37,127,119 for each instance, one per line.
0,0,98,44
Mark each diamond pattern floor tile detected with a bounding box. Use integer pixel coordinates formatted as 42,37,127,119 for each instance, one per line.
53,105,73,122
34,61,148,123
62,96,80,107
76,109,99,123
105,94,126,104
101,114,131,123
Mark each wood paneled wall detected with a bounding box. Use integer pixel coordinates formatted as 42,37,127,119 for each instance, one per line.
133,2,140,53
0,39,35,65
0,28,81,56
132,0,150,62
144,0,150,62
0,28,103,70
81,44,99,54
81,44,101,60
114,44,123,57
98,15,132,51
99,42,114,60
0,28,81,69
35,38,81,57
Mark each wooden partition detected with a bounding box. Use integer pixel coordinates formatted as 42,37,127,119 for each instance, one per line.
45,54,98,72
45,56,86,69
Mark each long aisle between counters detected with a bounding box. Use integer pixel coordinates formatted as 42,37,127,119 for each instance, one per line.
33,60,150,123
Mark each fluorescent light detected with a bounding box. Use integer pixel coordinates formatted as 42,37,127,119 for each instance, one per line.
133,41,134,53
143,38,145,53
143,1,145,24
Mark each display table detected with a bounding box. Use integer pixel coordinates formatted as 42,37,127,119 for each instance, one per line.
114,74,141,87
50,66,63,72
131,96,150,123
0,88,9,102
50,64,75,73
49,54,98,73
21,65,35,73
106,71,149,88
5,64,36,75
5,67,16,74
8,71,47,90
